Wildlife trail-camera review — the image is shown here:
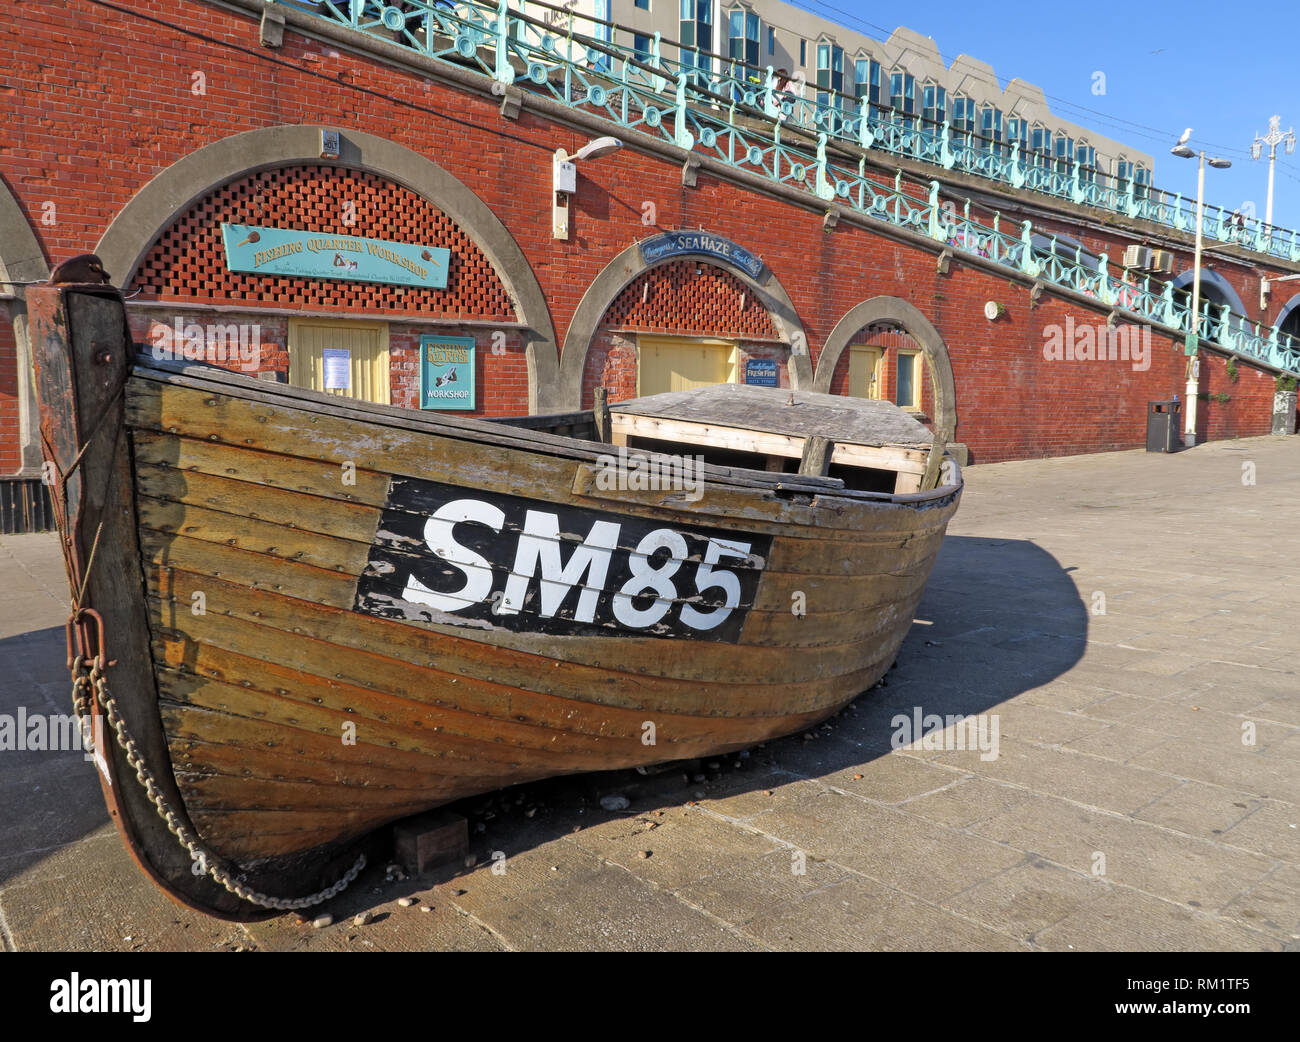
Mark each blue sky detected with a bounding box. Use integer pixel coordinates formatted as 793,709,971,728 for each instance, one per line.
790,0,1300,231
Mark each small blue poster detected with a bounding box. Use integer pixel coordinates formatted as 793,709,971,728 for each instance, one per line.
420,334,475,410
744,358,779,387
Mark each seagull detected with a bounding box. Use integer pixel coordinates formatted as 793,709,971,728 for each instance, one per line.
435,367,458,388
1177,127,1193,145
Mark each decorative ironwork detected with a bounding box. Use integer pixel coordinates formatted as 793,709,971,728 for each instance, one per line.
297,0,1300,371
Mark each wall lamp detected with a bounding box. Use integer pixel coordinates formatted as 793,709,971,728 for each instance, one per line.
553,136,623,240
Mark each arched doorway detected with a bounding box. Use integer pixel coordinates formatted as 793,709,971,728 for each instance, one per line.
0,178,50,480
813,296,958,452
557,232,811,412
95,125,557,414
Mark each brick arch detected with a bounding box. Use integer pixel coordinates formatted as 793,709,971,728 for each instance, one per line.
95,125,556,412
129,165,513,318
0,178,50,474
555,235,811,410
814,296,958,485
581,260,782,405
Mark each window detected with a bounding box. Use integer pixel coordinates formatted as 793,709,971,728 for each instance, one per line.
981,106,1003,154
889,69,915,128
1030,124,1050,163
895,350,921,410
854,57,882,112
921,82,945,131
951,95,975,143
288,319,391,405
1006,117,1027,156
728,9,759,68
679,0,712,82
1133,164,1150,200
634,0,650,8
799,39,806,66
1054,133,1074,173
816,41,844,110
638,337,739,396
1076,143,1096,184
767,26,774,56
633,32,651,62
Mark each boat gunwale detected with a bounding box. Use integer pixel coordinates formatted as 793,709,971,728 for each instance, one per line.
129,355,964,508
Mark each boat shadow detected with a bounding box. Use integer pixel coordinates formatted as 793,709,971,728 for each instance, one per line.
0,625,113,888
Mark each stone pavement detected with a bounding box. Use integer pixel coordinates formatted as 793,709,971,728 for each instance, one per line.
1,436,1296,951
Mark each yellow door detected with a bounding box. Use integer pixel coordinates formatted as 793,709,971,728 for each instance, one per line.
848,345,883,400
637,337,738,396
288,319,391,405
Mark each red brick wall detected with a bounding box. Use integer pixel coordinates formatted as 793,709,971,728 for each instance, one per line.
0,0,1286,465
1197,352,1276,442
0,304,18,475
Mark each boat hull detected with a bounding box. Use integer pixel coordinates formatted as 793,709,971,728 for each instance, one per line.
32,285,960,917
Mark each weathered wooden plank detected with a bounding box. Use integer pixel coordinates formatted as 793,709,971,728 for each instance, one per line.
137,465,382,543
140,526,939,650
152,629,831,749
158,665,680,769
799,435,834,477
147,566,897,701
137,495,373,574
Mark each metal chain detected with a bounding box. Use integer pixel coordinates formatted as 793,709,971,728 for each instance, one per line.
71,655,365,911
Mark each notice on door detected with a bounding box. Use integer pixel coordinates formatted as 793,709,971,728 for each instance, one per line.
323,347,351,390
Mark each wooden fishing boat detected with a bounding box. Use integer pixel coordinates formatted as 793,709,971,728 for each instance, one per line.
30,281,961,919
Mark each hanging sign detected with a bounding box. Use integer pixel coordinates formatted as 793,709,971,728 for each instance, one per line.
420,334,475,410
220,224,450,289
638,231,765,279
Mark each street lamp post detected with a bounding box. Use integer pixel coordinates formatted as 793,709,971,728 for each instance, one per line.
1251,116,1296,233
1171,132,1231,448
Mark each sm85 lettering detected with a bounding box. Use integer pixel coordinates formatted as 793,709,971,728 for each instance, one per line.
355,476,772,642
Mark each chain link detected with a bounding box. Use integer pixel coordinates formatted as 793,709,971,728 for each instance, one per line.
72,655,364,911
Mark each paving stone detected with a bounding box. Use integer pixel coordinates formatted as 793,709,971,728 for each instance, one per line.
1034,887,1282,952
742,873,1027,951
972,797,1276,909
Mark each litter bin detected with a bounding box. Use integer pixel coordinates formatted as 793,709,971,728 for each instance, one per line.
1146,400,1181,453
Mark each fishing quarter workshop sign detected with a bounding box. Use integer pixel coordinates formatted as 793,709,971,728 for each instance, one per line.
420,334,475,410
220,225,450,289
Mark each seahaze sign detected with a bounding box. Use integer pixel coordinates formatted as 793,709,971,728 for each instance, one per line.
638,231,765,279
355,477,771,641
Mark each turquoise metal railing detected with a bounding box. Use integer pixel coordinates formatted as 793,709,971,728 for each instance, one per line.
294,0,1300,373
